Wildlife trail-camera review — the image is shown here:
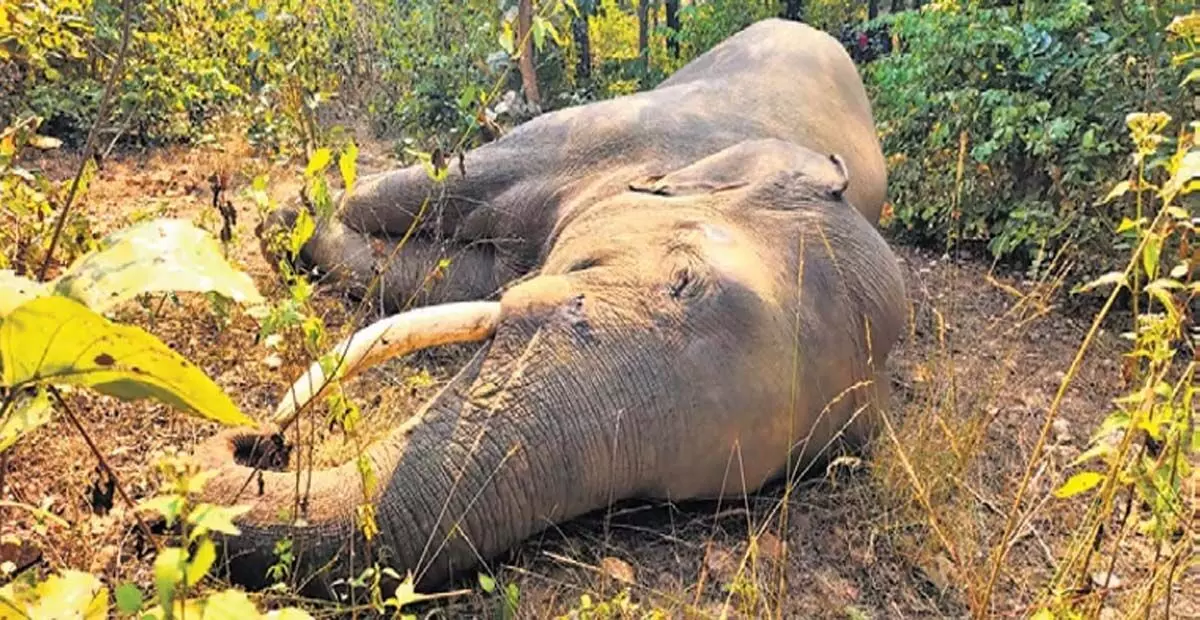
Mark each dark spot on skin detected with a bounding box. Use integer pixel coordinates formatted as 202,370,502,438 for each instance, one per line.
94,353,116,367
563,294,596,344
131,366,143,374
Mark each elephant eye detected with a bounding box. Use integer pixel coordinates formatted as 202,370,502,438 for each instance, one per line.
566,257,601,273
668,266,704,300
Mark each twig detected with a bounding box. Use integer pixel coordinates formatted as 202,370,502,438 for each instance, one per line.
49,387,160,553
37,0,134,281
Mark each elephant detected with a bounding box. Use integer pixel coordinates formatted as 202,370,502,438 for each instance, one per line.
192,18,907,599
255,18,888,314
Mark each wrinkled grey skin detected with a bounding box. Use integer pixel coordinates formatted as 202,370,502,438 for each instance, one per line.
197,19,906,598
261,18,888,313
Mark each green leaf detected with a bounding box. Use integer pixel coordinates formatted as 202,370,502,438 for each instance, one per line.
339,143,358,192
115,583,144,615
1054,471,1105,498
51,219,264,313
186,539,215,586
305,148,332,177
0,270,48,318
0,386,52,453
0,296,253,427
478,572,496,593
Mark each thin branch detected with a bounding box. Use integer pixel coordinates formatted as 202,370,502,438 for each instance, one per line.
38,0,134,281
49,387,160,553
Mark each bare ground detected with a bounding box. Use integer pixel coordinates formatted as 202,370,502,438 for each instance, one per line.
1,137,1195,619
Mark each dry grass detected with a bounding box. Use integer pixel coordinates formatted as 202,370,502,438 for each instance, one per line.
1,137,1195,619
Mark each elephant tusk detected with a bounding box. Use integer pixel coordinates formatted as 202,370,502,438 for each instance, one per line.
271,301,502,427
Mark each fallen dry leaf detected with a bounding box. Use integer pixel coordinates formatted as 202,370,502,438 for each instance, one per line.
599,556,635,585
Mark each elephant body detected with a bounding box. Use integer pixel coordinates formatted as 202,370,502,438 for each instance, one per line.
273,18,887,313
197,19,907,598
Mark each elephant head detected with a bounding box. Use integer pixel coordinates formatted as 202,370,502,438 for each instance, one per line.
192,138,907,599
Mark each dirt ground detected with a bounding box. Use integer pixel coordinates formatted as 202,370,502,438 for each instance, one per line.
1,137,1195,619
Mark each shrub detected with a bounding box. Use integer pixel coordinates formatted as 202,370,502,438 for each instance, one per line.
867,0,1193,277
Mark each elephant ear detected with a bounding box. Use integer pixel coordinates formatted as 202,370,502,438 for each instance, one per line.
628,139,850,202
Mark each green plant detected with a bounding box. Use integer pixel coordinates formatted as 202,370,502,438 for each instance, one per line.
0,116,97,275
0,219,317,618
983,13,1198,617
868,0,1192,277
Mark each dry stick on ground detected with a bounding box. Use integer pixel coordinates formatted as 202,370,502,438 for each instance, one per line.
49,387,159,553
37,0,133,282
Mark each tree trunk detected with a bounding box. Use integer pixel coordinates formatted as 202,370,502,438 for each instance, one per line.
517,0,541,108
637,0,652,80
572,0,593,85
665,0,680,57
782,0,804,21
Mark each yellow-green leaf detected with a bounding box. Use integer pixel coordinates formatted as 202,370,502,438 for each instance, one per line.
1114,217,1139,234
289,207,316,256
201,590,261,619
305,148,332,177
1163,150,1199,199
2,570,111,620
1145,285,1179,323
1095,180,1132,205
1142,232,1162,279
499,22,516,56
186,539,215,586
137,494,186,526
339,143,358,192
1054,471,1105,498
0,270,48,318
51,218,264,313
0,296,253,427
154,547,186,608
188,503,250,538
1076,271,1127,293
265,609,317,620
0,386,52,453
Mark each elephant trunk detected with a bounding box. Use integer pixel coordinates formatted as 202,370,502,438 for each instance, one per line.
194,296,610,597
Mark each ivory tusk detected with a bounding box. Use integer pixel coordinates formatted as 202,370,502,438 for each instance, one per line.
271,301,501,427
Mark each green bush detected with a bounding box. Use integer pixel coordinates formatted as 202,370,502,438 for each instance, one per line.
867,0,1193,275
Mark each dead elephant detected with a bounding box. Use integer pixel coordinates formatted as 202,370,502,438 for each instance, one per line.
193,18,907,598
